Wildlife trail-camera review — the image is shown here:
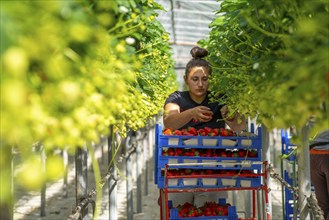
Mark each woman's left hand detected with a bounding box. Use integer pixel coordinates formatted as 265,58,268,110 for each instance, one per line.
221,105,246,132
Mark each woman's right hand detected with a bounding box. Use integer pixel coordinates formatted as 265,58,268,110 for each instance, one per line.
191,106,213,122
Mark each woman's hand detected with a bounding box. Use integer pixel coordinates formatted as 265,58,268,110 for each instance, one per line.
192,106,213,122
221,105,246,132
220,105,235,121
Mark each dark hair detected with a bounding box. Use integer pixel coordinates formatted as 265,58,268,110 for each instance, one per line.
185,46,212,76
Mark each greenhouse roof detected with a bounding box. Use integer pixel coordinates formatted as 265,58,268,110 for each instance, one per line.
155,0,221,87
156,0,220,45
156,0,220,67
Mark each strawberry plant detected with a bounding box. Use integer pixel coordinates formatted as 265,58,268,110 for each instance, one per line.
1,0,177,211
200,0,329,136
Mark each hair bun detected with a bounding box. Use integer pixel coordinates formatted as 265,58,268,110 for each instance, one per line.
190,46,208,59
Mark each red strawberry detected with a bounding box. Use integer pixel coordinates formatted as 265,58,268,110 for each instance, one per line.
184,169,192,175
167,148,174,156
213,128,220,136
208,132,216,136
248,150,257,158
176,148,183,155
188,209,196,217
220,129,229,136
204,127,213,134
238,149,246,157
220,151,228,157
205,169,214,174
182,131,194,136
173,130,182,135
187,127,198,136
216,206,224,216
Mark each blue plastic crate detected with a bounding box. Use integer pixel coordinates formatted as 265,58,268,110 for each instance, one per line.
284,171,299,220
156,171,262,189
157,124,262,147
154,124,264,189
281,130,297,162
157,156,262,170
158,131,262,150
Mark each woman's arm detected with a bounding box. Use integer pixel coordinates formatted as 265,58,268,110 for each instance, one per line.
163,103,213,130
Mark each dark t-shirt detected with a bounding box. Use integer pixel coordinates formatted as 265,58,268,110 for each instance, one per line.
310,130,329,150
164,91,225,130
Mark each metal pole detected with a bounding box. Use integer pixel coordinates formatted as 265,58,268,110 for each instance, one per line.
292,160,298,220
101,137,105,164
244,190,251,218
232,191,237,210
257,189,264,220
261,124,271,218
149,122,154,179
280,129,286,219
149,123,155,183
144,128,149,196
40,147,46,217
75,146,88,219
298,124,312,220
0,145,13,220
169,0,177,44
126,131,134,220
108,125,117,220
136,130,142,213
62,149,68,198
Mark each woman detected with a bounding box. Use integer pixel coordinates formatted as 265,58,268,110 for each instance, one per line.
163,46,245,132
162,46,246,207
310,130,329,219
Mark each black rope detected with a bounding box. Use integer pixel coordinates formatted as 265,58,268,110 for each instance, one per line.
268,164,325,219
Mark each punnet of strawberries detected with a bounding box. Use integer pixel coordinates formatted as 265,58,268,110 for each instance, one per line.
162,168,255,177
174,201,231,217
163,127,236,136
162,148,257,158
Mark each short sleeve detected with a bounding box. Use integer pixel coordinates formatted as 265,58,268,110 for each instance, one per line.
164,91,182,106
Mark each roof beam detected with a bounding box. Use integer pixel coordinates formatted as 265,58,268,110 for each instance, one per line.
173,9,216,15
173,25,210,31
169,0,176,43
175,0,219,4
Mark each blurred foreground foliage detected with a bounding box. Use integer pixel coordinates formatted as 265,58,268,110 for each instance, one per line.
0,0,177,203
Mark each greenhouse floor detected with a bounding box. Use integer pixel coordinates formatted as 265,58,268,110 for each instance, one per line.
13,142,284,220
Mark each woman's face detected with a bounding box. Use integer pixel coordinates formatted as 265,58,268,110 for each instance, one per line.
185,66,209,98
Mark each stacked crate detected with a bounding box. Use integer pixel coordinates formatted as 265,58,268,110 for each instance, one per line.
281,130,299,220
154,124,265,220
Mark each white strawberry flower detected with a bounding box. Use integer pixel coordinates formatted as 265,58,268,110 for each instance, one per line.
125,37,135,45
253,62,259,70
119,6,129,14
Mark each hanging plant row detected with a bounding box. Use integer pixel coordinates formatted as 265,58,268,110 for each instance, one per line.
1,0,177,193
200,0,328,136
